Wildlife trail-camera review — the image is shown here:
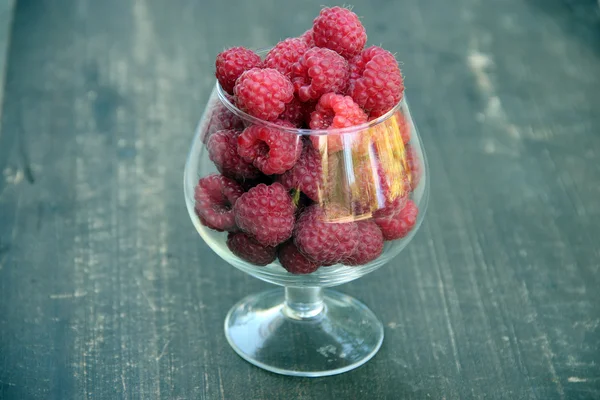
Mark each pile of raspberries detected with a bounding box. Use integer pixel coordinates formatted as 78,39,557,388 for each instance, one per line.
194,6,420,274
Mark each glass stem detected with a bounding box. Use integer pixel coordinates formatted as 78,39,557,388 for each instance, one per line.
283,286,325,320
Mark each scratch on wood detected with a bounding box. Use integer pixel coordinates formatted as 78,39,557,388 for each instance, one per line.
520,282,566,399
121,371,127,397
135,278,157,312
156,339,170,361
49,290,88,299
567,377,588,383
433,256,462,373
423,223,463,374
217,367,226,400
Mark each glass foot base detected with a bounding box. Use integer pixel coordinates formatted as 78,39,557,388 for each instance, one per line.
224,288,384,377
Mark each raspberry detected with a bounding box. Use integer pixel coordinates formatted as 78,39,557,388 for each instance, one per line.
234,68,294,121
227,232,276,266
294,204,359,265
201,101,244,144
369,110,410,146
309,93,367,153
280,96,312,127
350,157,409,217
291,47,349,102
278,240,319,274
207,129,260,181
194,174,244,232
264,38,309,78
406,144,422,190
312,7,367,59
343,221,384,265
309,93,367,130
347,46,404,115
237,121,302,175
374,199,418,241
215,47,262,94
234,183,296,246
300,29,315,47
372,192,409,220
278,141,323,202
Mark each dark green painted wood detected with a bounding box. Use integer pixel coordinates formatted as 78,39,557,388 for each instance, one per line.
0,0,599,399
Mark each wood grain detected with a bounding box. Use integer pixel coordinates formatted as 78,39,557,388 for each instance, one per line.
0,0,599,399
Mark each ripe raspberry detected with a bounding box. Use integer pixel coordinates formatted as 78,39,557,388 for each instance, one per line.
264,38,309,77
351,157,409,217
278,240,319,274
207,129,260,181
309,93,367,153
343,221,384,266
374,199,418,241
234,183,296,246
278,141,323,202
194,174,244,232
201,101,244,144
312,7,367,59
369,110,410,145
309,93,367,130
215,47,262,94
300,29,315,47
237,121,302,175
291,47,349,102
406,144,422,190
348,46,404,115
234,68,294,121
227,232,276,266
280,96,313,127
294,204,359,265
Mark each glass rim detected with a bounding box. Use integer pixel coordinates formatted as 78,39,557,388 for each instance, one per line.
216,81,404,136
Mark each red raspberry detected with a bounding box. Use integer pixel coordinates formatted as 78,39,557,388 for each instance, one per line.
194,174,244,232
343,221,384,266
215,47,262,94
227,232,276,266
201,101,244,144
309,93,367,130
234,68,294,121
406,144,422,190
369,111,410,144
264,38,309,77
278,240,319,274
291,47,349,102
280,97,313,127
237,121,302,175
278,141,323,202
309,93,367,153
351,157,409,217
234,183,296,246
347,46,404,115
300,29,315,47
207,129,260,180
312,7,367,59
294,204,359,265
374,199,418,241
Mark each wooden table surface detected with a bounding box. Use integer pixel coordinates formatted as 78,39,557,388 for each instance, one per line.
1,0,599,399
